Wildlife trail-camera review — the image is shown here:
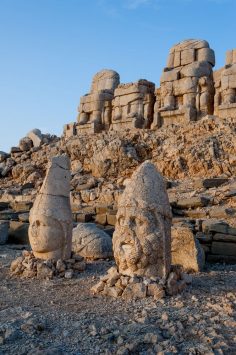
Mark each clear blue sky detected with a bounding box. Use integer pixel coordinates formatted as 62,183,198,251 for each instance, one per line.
0,0,235,152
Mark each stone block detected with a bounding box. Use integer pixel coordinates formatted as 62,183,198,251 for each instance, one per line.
209,207,235,219
0,221,9,244
106,213,116,226
167,53,174,67
9,221,29,244
194,178,228,189
173,77,198,96
0,210,19,221
221,75,229,91
213,233,236,242
181,49,195,65
183,210,207,219
211,242,236,256
171,226,205,272
160,69,180,83
207,254,236,264
228,74,236,89
10,201,33,212
180,62,212,78
96,205,111,214
202,221,236,236
196,232,212,243
226,50,233,65
197,48,215,66
176,196,210,209
95,213,107,225
173,51,181,67
75,213,93,223
27,129,42,148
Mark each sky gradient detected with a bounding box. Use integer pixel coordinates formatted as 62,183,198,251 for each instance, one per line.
0,0,235,152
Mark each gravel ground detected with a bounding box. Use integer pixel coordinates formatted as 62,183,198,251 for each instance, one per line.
0,245,236,355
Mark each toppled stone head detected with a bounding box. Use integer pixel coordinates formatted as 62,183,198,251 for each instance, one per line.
29,155,73,260
113,161,172,279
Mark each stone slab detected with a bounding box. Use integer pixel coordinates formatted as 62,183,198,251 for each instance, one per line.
211,242,236,256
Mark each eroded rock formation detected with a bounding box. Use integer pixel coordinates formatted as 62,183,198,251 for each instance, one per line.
29,155,73,260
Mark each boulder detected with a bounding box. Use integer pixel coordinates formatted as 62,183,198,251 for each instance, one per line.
27,129,43,148
171,225,205,272
19,137,33,151
72,223,112,259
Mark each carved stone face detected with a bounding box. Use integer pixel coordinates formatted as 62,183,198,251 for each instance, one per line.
29,215,64,254
113,205,171,278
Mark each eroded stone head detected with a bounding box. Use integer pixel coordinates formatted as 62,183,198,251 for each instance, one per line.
113,161,172,279
29,155,73,260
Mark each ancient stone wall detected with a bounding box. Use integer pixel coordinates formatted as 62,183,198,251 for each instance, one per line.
63,39,236,139
214,49,236,119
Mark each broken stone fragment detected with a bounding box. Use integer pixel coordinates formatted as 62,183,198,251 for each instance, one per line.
171,225,205,272
27,129,43,148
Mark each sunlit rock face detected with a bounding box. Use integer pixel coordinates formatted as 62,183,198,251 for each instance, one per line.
29,155,73,260
113,161,172,279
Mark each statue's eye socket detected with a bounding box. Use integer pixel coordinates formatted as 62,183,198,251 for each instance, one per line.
118,216,125,226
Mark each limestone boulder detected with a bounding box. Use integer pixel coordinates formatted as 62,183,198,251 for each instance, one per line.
19,137,33,152
0,151,9,162
72,223,112,260
171,225,205,272
27,129,43,148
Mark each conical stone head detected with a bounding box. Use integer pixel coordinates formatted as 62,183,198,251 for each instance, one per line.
113,161,172,279
29,155,73,260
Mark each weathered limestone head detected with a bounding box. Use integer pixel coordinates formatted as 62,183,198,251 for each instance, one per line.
90,69,120,93
29,155,73,260
113,161,172,279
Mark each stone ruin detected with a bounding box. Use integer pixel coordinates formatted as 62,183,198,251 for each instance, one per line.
214,49,236,119
111,79,155,130
92,162,190,299
77,69,120,134
153,39,215,127
63,39,236,138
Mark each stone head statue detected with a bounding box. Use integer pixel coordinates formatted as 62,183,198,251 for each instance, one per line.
113,161,172,279
90,69,120,93
29,155,73,260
